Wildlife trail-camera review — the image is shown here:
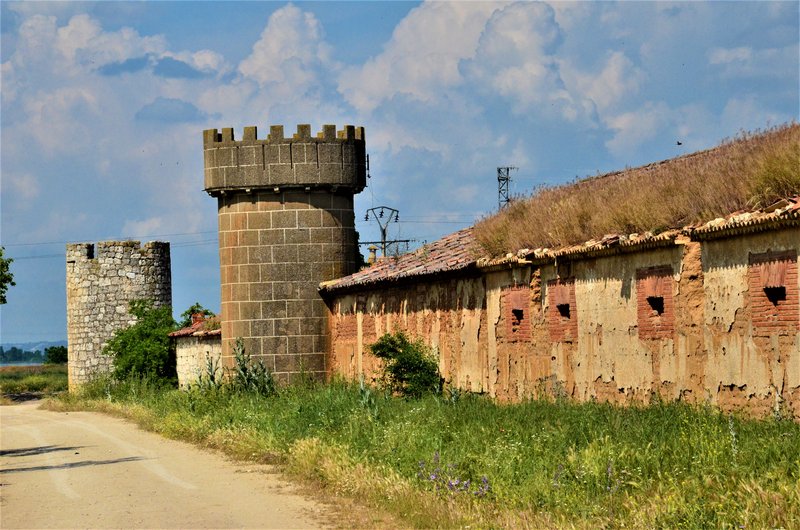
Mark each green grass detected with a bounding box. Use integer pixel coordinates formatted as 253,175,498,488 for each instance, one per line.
50,378,800,528
0,364,68,397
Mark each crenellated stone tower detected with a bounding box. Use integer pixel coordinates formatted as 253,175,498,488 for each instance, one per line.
203,124,366,382
66,240,172,389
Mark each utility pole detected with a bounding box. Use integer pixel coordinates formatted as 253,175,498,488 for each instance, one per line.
362,206,410,257
497,166,517,209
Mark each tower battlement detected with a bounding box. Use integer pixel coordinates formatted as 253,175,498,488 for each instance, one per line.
66,240,170,262
203,124,366,196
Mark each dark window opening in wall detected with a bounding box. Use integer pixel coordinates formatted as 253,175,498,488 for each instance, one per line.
86,245,95,259
647,296,665,315
511,308,525,330
557,303,571,319
764,286,787,306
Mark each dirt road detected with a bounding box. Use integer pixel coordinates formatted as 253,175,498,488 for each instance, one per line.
0,401,333,529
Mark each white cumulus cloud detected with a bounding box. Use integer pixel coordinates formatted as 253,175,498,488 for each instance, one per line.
338,2,503,112
238,4,331,93
463,3,583,119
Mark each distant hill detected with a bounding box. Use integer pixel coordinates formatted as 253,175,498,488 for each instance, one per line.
474,123,799,255
1,340,68,353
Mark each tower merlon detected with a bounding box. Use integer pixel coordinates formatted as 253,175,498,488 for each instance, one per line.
66,240,170,261
203,124,366,196
202,124,365,146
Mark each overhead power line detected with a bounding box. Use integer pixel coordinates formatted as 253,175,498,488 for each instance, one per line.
2,230,217,248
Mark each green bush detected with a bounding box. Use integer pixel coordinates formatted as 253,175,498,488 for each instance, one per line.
103,299,176,383
369,332,441,398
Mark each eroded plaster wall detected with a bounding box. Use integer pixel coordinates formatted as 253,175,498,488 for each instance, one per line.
326,226,799,417
329,276,490,392
701,228,799,417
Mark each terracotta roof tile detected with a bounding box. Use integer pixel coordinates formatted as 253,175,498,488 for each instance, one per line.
320,228,479,292
691,196,800,239
168,316,221,338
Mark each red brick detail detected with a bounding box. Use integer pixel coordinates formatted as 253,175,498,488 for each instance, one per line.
636,266,674,340
547,279,577,342
748,250,799,336
501,286,531,342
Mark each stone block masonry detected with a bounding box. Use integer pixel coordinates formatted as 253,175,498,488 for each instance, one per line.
204,124,365,382
66,241,171,389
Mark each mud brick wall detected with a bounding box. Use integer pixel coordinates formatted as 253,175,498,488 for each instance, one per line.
747,250,799,336
325,225,800,418
636,266,675,340
501,286,532,342
546,279,578,342
66,241,171,389
204,124,365,382
702,229,800,417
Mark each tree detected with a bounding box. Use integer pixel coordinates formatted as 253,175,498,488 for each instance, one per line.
177,302,215,329
0,247,15,304
44,345,68,364
103,299,177,382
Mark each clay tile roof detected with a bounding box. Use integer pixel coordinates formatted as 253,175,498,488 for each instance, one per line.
320,228,480,292
168,316,222,338
691,196,800,239
546,230,681,260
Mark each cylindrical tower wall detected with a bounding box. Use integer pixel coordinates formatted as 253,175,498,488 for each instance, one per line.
204,124,365,382
66,240,172,389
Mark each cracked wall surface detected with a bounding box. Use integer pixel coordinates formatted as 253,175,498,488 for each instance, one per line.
326,226,799,417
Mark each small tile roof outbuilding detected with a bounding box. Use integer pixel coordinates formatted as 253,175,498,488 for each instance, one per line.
168,315,222,338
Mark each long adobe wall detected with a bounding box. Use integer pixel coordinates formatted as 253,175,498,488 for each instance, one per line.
66,241,171,389
326,225,800,418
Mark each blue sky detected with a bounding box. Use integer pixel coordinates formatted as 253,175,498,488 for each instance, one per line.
1,1,797,344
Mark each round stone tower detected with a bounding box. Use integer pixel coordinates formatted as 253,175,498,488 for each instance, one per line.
203,124,366,382
66,240,172,389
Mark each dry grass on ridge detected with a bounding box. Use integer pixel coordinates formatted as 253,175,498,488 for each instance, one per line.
473,123,800,256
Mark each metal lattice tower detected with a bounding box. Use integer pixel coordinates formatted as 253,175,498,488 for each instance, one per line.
497,166,517,209
362,206,412,257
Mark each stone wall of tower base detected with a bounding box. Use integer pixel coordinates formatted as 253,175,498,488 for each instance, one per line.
217,190,356,384
66,241,171,389
325,226,800,419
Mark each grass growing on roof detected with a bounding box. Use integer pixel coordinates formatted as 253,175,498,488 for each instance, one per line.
50,376,799,528
474,123,800,255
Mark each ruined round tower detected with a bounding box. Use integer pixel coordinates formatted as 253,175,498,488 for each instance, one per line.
66,240,172,389
203,124,366,382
